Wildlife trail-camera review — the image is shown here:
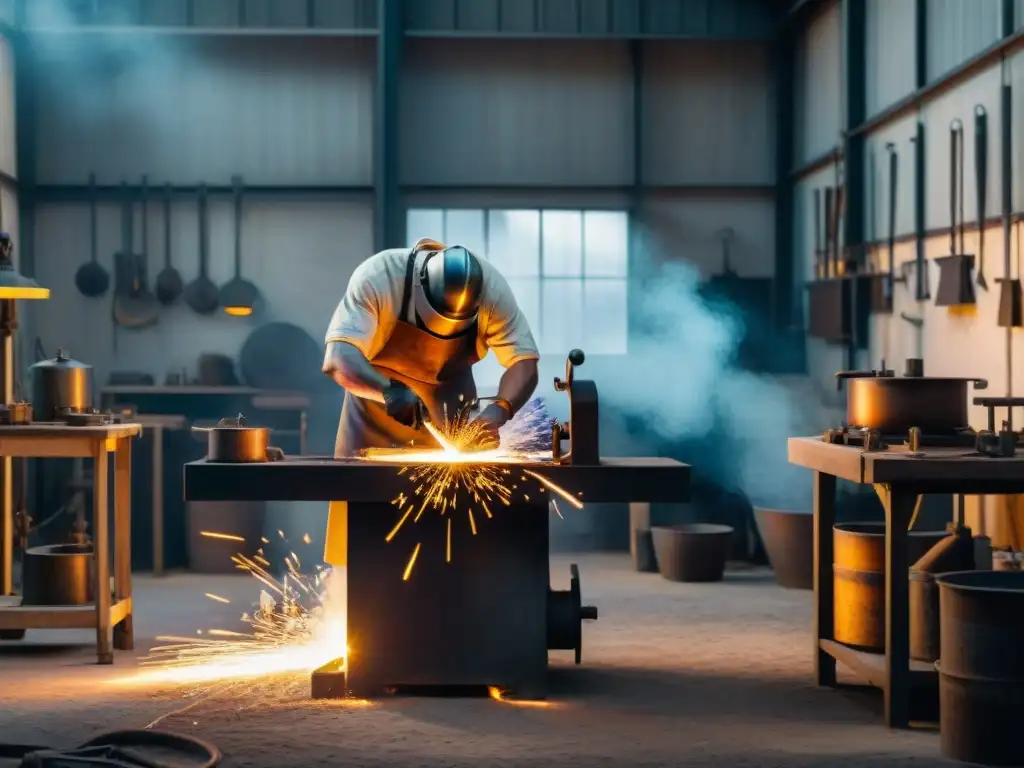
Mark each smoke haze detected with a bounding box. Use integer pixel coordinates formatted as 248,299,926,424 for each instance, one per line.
586,242,839,513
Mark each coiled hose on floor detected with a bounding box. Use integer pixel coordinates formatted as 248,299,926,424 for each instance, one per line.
0,729,221,767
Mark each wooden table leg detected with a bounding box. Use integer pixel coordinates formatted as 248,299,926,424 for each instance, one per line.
0,454,11,596
113,437,133,651
883,486,915,729
151,426,164,578
813,471,837,687
93,443,112,664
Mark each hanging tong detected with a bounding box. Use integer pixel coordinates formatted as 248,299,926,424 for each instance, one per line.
885,142,904,304
975,105,989,290
813,188,823,279
950,118,966,261
934,118,977,306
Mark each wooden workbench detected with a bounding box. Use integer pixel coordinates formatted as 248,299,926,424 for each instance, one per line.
0,423,141,664
788,436,1024,730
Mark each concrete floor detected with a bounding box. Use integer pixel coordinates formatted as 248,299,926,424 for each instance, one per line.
0,554,957,767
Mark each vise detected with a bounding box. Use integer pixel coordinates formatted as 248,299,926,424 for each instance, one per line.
552,349,599,465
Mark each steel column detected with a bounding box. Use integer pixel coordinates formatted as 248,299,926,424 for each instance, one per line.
914,0,927,89
774,24,796,331
374,0,403,251
843,0,866,263
1003,0,1015,38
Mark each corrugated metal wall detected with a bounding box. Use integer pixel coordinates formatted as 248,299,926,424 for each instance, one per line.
32,36,374,185
400,39,633,187
920,66,1001,230
926,0,1001,81
642,42,774,186
642,197,775,277
0,35,15,181
862,114,918,242
865,0,916,116
794,1,842,165
402,39,775,188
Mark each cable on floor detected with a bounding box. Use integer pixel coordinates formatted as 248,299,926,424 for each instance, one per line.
0,729,221,767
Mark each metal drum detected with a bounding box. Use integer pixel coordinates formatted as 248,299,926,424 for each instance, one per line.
936,570,1024,766
22,544,95,606
833,523,946,650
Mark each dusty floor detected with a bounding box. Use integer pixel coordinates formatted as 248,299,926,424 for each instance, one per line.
0,554,956,767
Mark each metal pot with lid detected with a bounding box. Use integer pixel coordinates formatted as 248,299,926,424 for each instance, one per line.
29,341,94,421
192,414,283,463
836,358,987,434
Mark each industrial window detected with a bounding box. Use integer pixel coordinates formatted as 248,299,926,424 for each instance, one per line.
406,208,629,384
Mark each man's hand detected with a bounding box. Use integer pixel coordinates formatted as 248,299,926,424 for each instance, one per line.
464,402,512,452
382,381,427,429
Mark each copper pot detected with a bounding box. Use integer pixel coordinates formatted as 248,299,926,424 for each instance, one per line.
836,358,987,434
192,414,274,463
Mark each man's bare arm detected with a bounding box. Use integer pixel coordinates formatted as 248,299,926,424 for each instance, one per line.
322,341,391,403
496,358,539,414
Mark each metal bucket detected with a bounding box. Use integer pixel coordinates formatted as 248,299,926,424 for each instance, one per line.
22,544,95,606
752,507,812,590
833,523,947,650
936,570,1024,766
651,524,733,583
909,570,939,662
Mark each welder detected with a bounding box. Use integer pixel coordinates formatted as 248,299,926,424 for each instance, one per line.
321,238,539,566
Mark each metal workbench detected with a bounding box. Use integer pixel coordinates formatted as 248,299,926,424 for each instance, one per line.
788,436,1024,729
184,454,689,698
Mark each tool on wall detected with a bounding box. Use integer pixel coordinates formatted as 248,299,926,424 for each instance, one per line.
870,142,904,316
219,175,261,317
184,184,220,315
886,142,906,298
935,118,977,307
813,187,823,278
73,173,109,298
113,179,160,329
974,105,989,291
997,83,1023,329
155,183,183,306
823,186,834,276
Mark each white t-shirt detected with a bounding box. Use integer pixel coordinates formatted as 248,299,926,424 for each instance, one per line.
325,247,540,369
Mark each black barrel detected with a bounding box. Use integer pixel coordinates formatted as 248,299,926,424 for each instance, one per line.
833,523,947,650
936,570,1024,766
22,544,95,606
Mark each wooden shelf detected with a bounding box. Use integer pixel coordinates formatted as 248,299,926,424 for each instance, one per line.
0,596,132,631
819,639,937,688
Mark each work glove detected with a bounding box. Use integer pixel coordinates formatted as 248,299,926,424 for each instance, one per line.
382,381,426,429
464,402,512,452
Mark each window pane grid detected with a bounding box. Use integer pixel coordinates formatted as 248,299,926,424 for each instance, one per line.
406,207,629,362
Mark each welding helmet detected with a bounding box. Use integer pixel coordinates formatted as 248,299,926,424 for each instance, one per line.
413,245,484,337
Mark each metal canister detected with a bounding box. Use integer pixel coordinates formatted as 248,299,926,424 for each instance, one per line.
833,522,948,650
29,349,93,421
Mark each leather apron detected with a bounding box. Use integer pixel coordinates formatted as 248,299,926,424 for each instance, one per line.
324,245,482,566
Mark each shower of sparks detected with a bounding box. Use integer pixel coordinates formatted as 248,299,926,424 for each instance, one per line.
402,542,421,582
199,531,245,542
359,398,580,578
123,536,347,687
